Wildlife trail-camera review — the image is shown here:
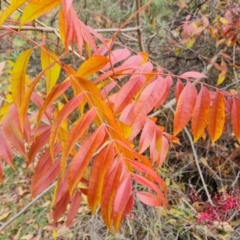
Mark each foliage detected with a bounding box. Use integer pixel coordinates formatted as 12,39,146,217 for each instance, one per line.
0,0,240,236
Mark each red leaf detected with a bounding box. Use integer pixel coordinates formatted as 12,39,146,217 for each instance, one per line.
68,126,106,196
125,158,167,193
32,159,60,197
62,0,73,12
0,160,3,183
66,191,82,226
207,91,225,142
102,48,131,71
136,191,162,206
132,76,169,124
31,143,61,197
174,82,197,135
231,97,240,142
179,71,207,79
175,78,184,103
53,191,70,222
157,135,169,168
139,119,155,153
113,174,133,231
132,174,166,207
114,75,146,115
154,75,173,109
191,85,210,142
0,128,13,168
28,125,51,165
2,108,27,159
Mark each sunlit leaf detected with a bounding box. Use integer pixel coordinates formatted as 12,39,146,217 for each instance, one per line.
77,56,109,78
41,47,61,94
191,85,210,142
207,91,225,142
88,144,115,214
20,0,61,28
11,49,33,110
0,0,27,27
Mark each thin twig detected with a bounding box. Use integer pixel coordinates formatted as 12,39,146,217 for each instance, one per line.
135,0,145,51
0,182,56,232
183,124,214,206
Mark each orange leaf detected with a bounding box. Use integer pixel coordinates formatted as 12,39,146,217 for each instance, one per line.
231,97,240,142
66,191,82,226
77,56,109,78
61,109,96,174
11,49,33,110
49,94,84,160
207,91,225,142
114,75,146,115
191,85,210,142
41,47,61,94
20,0,61,28
68,126,106,196
174,82,197,135
88,144,115,214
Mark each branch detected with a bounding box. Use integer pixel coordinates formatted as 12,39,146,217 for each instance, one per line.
1,25,139,33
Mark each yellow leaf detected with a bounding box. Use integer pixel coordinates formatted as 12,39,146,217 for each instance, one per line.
20,0,61,28
186,38,195,48
0,0,27,27
41,47,61,94
11,49,33,110
217,72,226,85
0,211,10,221
58,9,66,46
219,17,228,24
77,56,109,78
